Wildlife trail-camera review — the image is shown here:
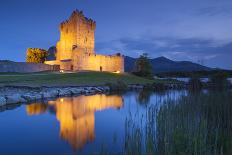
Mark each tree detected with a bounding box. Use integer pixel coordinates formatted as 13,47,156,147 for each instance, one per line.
47,46,57,61
26,48,48,63
133,53,153,78
208,72,230,89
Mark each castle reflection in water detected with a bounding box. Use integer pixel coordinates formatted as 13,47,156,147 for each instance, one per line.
26,94,123,151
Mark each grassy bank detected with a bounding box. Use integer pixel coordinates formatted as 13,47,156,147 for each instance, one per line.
0,71,155,87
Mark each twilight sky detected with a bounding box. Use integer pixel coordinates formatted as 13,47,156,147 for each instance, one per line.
0,0,231,69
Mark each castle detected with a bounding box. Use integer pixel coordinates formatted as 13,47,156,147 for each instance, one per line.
45,10,124,73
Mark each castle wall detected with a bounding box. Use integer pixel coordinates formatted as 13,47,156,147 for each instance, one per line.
44,10,124,73
0,61,59,73
72,52,124,72
60,60,72,70
57,10,96,61
44,60,59,65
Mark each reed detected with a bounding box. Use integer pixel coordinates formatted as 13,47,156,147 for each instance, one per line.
123,90,232,155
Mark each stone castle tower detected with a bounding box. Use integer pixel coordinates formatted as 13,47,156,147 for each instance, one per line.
57,10,96,60
45,10,124,72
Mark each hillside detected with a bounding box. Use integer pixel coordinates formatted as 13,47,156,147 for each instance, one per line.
125,56,211,73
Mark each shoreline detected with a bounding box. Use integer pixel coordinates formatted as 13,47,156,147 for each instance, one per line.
0,83,179,106
0,82,231,107
0,84,151,106
0,85,111,106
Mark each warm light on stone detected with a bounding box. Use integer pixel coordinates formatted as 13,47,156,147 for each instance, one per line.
26,94,123,151
45,10,124,72
113,71,120,74
26,103,48,115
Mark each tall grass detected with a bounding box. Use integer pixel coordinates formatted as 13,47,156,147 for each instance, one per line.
208,73,231,89
123,90,232,155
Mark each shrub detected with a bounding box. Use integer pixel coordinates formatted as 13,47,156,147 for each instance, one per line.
208,72,230,89
26,48,48,63
106,80,128,91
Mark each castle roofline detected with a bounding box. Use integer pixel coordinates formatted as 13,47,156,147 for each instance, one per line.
60,9,96,27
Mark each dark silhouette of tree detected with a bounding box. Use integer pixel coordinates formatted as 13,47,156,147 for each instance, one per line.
208,72,230,89
47,46,57,60
133,53,153,78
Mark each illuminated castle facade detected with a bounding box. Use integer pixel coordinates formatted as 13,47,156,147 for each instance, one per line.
45,10,124,72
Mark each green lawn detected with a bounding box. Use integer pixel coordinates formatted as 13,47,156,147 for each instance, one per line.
0,71,155,87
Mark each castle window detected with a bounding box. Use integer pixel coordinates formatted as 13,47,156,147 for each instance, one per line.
72,45,77,50
85,37,87,43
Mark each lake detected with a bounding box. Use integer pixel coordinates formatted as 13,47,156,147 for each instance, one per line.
0,90,231,155
165,77,232,83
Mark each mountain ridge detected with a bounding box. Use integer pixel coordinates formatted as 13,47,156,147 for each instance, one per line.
124,56,212,73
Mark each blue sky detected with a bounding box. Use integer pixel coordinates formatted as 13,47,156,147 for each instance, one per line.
0,0,231,69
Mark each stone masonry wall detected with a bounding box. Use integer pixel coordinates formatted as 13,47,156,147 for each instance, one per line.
57,10,96,61
0,61,59,73
72,52,124,72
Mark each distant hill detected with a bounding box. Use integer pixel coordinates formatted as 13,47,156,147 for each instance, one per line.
124,56,212,73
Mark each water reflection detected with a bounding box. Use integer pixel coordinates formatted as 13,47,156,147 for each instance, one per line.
136,90,152,105
2,90,231,155
26,94,123,151
27,103,48,115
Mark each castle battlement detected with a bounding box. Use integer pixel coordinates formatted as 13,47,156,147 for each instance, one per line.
60,10,96,30
80,52,123,58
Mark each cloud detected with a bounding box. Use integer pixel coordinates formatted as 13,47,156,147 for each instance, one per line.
204,54,218,60
96,35,232,69
197,6,232,17
1,0,231,69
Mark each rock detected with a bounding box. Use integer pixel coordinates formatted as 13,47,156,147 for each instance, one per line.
83,90,90,94
84,87,90,91
58,89,72,96
88,87,94,90
85,87,96,91
41,92,51,98
0,97,6,106
103,86,110,92
94,87,103,93
6,94,27,104
41,89,59,98
22,93,42,101
70,88,83,95
84,88,97,94
85,92,96,96
97,86,109,92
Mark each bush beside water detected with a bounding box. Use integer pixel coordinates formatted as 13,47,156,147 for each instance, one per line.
106,80,128,91
208,73,231,89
